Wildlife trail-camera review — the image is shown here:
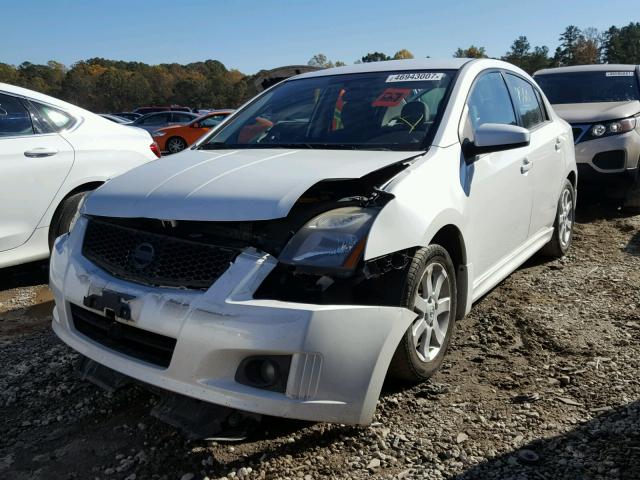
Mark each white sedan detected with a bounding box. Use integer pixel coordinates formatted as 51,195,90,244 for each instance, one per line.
0,83,160,268
50,59,577,425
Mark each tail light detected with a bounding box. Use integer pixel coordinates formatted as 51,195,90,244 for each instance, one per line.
150,142,161,158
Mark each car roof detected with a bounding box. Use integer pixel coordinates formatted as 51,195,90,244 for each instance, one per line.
534,64,639,76
138,111,198,119
290,58,474,81
0,82,87,115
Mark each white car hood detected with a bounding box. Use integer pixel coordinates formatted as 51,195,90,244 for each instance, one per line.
84,148,418,221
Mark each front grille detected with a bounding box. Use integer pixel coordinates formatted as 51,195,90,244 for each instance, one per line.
82,218,239,289
71,303,176,368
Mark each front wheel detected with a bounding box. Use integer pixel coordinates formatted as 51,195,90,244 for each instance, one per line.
388,245,457,382
541,179,575,258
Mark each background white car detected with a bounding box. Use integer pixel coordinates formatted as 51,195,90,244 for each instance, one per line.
0,83,160,269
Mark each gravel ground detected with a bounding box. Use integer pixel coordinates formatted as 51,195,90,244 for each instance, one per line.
1,203,639,480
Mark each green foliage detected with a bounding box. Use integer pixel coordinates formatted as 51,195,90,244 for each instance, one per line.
502,36,551,73
453,46,487,59
0,57,252,111
602,22,640,63
308,53,346,69
361,52,391,63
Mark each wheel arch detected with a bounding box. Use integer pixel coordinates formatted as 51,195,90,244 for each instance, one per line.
428,224,469,320
47,181,104,232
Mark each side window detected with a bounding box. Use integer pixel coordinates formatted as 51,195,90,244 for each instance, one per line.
173,113,194,123
504,74,545,129
0,93,34,136
141,114,168,125
466,72,517,131
200,115,225,127
31,101,75,132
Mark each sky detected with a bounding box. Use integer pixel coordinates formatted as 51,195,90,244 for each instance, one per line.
1,0,636,74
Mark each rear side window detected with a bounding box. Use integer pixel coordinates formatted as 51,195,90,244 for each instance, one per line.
466,72,517,130
30,101,76,132
172,113,194,123
0,93,34,136
140,113,169,125
504,74,545,129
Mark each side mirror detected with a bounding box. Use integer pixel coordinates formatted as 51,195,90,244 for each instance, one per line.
192,122,200,128
463,123,530,159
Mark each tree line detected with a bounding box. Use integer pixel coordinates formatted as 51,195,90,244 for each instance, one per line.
315,22,640,74
0,58,252,112
1,22,638,112
454,23,640,73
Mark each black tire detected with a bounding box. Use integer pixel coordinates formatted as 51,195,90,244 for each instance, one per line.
388,245,457,382
166,136,187,154
48,191,88,250
541,179,575,258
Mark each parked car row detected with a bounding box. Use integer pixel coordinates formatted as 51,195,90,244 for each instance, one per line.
3,58,639,429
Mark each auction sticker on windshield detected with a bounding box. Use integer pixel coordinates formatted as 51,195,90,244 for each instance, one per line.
386,72,444,82
605,72,634,77
372,88,411,107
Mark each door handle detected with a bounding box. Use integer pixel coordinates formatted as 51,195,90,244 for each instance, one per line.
555,137,563,151
521,157,532,174
24,148,58,158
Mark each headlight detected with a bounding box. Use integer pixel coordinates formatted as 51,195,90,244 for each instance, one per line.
152,131,166,137
591,124,606,137
279,207,378,273
588,116,637,140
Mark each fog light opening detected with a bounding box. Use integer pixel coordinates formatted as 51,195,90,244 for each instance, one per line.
235,355,292,393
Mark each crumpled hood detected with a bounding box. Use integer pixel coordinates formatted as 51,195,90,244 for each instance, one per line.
84,148,418,221
552,101,640,124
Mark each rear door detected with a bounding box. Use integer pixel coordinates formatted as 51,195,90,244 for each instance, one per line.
504,73,565,236
461,71,534,278
0,93,75,251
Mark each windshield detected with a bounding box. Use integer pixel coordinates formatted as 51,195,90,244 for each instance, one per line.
535,71,640,104
199,70,455,151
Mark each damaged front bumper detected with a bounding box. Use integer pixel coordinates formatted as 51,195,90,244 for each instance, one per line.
50,217,416,425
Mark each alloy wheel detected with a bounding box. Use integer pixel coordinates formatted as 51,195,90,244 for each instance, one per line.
558,187,574,248
410,262,452,362
167,138,186,154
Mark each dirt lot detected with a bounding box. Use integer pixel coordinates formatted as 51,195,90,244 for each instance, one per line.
1,202,639,480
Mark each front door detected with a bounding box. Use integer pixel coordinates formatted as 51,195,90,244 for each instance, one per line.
461,71,534,279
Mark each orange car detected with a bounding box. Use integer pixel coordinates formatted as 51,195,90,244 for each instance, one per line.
152,110,234,154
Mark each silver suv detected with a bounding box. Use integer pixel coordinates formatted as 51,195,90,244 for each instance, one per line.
534,64,640,208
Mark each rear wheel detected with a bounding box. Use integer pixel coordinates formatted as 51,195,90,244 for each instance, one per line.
388,245,457,382
541,179,575,258
166,137,187,154
48,191,88,250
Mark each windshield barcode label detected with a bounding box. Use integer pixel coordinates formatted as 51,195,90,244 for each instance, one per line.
386,73,444,82
606,72,634,77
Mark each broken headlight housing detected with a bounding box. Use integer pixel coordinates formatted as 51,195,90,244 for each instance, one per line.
279,206,378,274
